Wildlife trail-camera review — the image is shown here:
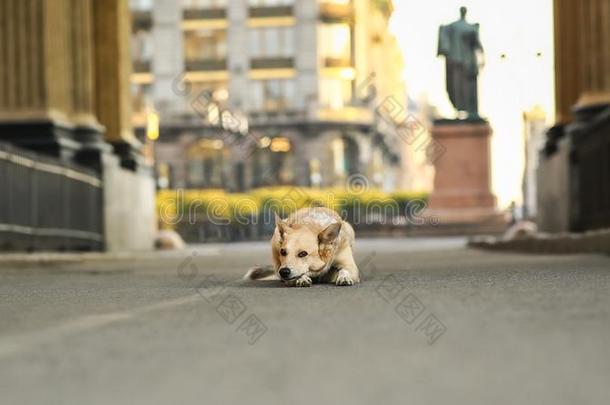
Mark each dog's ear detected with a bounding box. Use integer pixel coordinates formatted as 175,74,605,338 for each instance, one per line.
319,222,341,244
274,212,288,238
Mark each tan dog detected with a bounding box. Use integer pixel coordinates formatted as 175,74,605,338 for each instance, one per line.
244,207,360,287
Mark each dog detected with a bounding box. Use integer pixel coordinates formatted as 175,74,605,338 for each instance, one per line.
244,207,360,287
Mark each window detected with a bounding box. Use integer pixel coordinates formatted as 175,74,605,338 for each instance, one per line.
249,27,295,58
183,0,227,8
131,83,153,114
132,29,153,63
184,29,227,61
249,0,294,6
186,140,227,188
319,23,351,63
190,81,229,106
252,138,295,186
319,78,352,109
187,158,223,188
249,79,295,111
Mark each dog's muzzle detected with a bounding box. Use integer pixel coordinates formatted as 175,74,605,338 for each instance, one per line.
279,267,292,280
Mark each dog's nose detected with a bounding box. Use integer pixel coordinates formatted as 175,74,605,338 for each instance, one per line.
279,267,291,279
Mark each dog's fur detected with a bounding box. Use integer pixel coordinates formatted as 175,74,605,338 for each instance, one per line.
244,207,360,287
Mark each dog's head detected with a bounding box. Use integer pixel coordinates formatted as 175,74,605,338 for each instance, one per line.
274,212,341,281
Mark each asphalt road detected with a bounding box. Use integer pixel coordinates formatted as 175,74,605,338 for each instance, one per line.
1,238,609,405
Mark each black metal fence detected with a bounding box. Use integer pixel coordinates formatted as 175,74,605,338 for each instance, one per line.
172,206,446,244
0,142,103,251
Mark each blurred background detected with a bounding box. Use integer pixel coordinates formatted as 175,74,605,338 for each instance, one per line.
1,3,609,404
0,0,608,251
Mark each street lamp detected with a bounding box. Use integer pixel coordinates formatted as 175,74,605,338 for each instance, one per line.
146,110,160,141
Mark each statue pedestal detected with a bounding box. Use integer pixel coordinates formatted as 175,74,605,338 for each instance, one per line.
427,120,504,227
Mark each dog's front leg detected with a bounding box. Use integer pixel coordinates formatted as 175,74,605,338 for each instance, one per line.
295,275,313,287
329,247,360,286
284,274,313,288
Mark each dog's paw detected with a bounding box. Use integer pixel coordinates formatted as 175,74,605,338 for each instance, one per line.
336,270,355,286
295,275,312,288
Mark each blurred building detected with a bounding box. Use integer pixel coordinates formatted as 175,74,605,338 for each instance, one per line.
129,0,408,191
398,95,435,192
522,106,547,221
0,0,155,251
537,0,610,232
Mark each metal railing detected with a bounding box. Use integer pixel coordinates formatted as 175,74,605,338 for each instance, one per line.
0,142,104,251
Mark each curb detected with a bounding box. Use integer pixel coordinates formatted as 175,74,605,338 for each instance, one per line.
468,228,610,255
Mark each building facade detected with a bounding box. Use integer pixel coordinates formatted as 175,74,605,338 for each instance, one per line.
129,0,408,191
521,106,547,221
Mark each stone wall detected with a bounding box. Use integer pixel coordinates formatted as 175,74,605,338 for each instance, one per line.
103,156,156,252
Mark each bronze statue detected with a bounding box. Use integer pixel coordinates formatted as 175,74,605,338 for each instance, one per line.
438,7,484,118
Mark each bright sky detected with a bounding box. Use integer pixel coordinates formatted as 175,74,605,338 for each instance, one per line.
389,0,555,208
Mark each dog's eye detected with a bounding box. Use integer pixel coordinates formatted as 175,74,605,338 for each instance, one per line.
280,249,287,256
298,251,308,258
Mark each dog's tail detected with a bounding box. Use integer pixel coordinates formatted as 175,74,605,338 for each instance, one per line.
243,265,276,281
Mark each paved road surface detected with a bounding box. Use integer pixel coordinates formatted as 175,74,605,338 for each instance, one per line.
1,238,609,405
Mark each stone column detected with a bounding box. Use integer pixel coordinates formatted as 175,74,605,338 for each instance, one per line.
69,0,98,127
69,0,111,168
603,0,610,97
0,0,80,159
574,0,610,109
92,0,155,250
553,0,580,123
554,0,610,122
92,0,142,169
